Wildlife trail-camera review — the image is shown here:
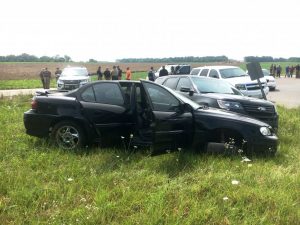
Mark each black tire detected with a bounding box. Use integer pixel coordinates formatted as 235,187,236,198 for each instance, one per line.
51,121,85,150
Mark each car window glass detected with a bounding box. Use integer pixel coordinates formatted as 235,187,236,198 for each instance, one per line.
143,82,180,112
81,86,95,102
176,78,192,90
93,83,124,105
190,69,200,75
200,69,209,76
61,67,88,77
178,66,190,74
120,82,132,104
191,77,242,95
219,68,246,79
163,77,179,89
209,69,219,78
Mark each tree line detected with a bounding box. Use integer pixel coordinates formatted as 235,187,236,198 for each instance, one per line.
244,56,300,62
116,56,229,63
0,53,72,62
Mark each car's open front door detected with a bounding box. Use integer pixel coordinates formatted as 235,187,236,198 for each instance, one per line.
140,80,193,155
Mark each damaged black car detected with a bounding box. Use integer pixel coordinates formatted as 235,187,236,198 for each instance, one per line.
24,80,278,155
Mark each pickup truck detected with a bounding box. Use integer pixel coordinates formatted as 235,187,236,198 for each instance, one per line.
24,80,277,155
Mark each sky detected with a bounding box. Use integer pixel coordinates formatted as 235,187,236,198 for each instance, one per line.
1,0,299,62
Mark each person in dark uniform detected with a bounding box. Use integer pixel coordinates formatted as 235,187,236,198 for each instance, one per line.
39,68,46,89
148,66,155,81
104,68,111,80
117,66,122,80
296,64,300,78
55,67,62,81
43,67,51,89
159,66,168,77
97,66,103,80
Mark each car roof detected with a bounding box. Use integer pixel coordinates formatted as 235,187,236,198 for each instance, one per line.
192,66,239,70
160,74,222,81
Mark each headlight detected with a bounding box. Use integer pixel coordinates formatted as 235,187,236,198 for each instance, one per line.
260,127,271,136
217,100,244,110
57,79,64,85
80,79,89,84
235,84,246,90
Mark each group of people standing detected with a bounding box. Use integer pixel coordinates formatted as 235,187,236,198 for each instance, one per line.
270,64,300,78
96,66,132,80
284,64,300,78
39,67,62,89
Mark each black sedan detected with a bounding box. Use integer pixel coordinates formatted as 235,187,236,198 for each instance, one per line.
155,75,278,130
24,80,277,155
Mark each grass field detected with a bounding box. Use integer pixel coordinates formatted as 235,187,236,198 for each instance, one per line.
0,96,299,224
0,72,148,90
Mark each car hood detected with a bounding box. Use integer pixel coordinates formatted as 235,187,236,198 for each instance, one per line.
195,107,269,127
59,76,89,81
202,93,274,106
225,76,267,85
264,75,275,81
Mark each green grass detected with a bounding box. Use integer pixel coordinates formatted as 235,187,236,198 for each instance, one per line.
0,96,299,224
0,79,57,90
0,72,148,90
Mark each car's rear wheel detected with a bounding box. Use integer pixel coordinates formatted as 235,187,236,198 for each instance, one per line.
52,121,85,150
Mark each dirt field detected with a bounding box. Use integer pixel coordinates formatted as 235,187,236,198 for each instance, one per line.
0,62,239,80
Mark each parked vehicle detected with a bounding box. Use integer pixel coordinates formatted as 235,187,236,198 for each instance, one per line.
24,80,277,155
190,66,269,98
262,69,277,91
245,68,276,91
152,64,191,79
57,67,91,90
156,75,278,130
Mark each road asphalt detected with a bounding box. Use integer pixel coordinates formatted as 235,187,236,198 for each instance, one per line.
0,78,300,108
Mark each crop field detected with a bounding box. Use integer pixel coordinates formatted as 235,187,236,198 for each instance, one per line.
0,61,297,90
0,96,299,224
0,62,240,80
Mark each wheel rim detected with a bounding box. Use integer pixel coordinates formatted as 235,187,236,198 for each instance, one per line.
56,125,80,149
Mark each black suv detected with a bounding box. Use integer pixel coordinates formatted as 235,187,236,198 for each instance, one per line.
156,75,278,130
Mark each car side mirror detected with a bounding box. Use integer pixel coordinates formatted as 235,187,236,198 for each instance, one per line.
180,86,190,92
180,86,194,96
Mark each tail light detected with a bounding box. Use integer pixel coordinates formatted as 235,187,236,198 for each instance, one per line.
31,99,38,110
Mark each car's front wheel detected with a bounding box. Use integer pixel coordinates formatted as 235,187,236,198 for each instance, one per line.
52,121,85,150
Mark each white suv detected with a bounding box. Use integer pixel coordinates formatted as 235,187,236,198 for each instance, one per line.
190,66,269,98
57,67,91,90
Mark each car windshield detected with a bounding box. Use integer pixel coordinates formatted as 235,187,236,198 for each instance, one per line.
219,68,247,79
61,68,88,77
164,86,201,109
191,77,243,95
262,69,270,76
